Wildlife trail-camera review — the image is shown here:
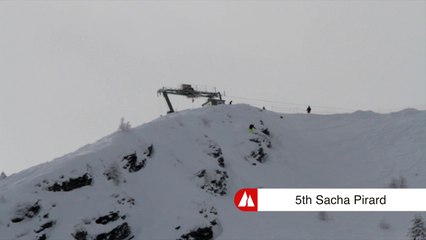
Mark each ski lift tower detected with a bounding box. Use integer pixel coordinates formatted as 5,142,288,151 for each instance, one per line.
157,84,225,114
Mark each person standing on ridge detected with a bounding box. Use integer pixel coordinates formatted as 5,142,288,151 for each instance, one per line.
307,106,312,114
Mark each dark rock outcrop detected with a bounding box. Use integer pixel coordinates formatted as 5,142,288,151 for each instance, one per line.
11,201,41,223
249,137,271,149
95,212,120,225
122,153,145,172
251,147,266,163
37,234,47,240
261,128,270,136
95,222,131,240
200,170,229,196
145,144,154,157
196,170,206,178
122,145,154,173
180,226,213,240
34,221,55,233
72,230,88,240
248,130,271,163
47,173,93,192
207,145,225,168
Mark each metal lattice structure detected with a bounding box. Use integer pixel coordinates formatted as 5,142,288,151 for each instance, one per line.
157,84,224,114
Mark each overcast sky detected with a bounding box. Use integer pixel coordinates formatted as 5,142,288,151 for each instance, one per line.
1,1,425,175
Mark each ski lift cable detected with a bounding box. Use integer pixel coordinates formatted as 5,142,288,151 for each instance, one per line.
226,95,357,112
267,104,343,114
226,95,426,113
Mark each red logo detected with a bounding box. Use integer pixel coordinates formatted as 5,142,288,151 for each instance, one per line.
234,188,258,212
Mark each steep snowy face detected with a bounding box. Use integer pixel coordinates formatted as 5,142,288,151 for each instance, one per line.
0,104,425,240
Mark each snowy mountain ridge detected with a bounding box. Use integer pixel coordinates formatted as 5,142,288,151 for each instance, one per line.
0,104,425,240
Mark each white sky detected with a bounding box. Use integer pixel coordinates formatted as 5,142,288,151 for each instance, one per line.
1,1,425,174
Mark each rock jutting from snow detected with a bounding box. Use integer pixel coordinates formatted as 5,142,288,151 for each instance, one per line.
47,173,93,192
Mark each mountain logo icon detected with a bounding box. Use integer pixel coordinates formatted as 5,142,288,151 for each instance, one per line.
234,188,258,212
238,191,255,207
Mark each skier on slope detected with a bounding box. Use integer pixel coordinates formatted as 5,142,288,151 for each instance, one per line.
248,124,256,134
306,105,312,114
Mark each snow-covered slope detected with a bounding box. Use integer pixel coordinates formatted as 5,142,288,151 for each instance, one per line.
1,104,425,240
